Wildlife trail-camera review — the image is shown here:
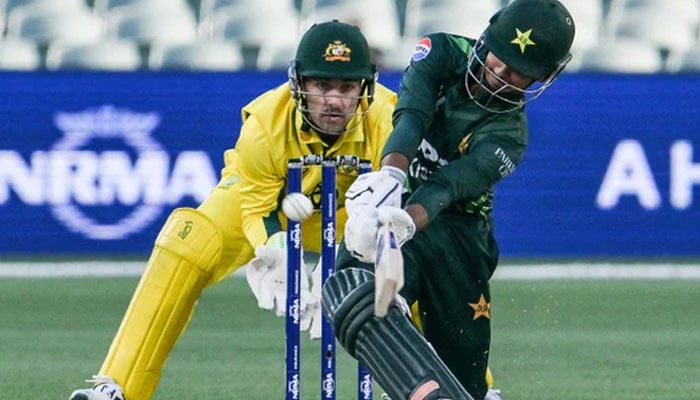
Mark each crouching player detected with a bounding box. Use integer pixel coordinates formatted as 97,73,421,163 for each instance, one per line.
68,20,396,400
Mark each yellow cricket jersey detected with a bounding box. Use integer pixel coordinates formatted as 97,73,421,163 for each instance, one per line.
219,82,396,253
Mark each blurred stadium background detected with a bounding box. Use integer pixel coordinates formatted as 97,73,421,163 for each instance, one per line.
1,0,700,72
1,0,699,399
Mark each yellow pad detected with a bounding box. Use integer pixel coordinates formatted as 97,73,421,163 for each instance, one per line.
99,208,222,400
486,366,494,388
411,301,423,332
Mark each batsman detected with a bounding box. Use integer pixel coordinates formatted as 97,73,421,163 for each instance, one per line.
322,0,576,399
68,20,396,400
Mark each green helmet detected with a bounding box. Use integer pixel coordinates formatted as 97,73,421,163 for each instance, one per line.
293,20,376,80
483,0,575,81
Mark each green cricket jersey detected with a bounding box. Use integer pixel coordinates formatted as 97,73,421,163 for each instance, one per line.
383,32,529,221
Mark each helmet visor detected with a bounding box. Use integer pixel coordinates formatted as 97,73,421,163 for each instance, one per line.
466,36,570,113
294,78,373,135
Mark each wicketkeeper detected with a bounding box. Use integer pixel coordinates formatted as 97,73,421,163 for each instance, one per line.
322,0,576,399
68,20,396,400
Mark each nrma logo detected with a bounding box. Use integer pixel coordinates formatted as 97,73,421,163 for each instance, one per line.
0,105,218,240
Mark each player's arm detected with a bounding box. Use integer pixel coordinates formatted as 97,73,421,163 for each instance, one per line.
407,135,526,224
377,33,467,229
233,114,286,248
382,33,467,164
236,115,319,324
345,34,465,214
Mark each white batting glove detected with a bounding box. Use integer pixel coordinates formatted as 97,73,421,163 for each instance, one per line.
345,166,405,215
245,232,314,317
344,206,416,263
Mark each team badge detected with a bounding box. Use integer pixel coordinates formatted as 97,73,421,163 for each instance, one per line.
412,37,432,61
468,294,491,320
510,28,536,54
324,41,352,62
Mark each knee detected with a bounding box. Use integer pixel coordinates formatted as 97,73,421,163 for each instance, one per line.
321,268,375,356
154,207,223,275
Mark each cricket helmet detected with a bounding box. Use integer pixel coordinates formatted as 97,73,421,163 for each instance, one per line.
293,19,376,80
484,0,575,81
466,0,575,112
288,20,377,134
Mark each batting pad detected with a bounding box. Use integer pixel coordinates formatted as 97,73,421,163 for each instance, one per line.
99,207,222,400
323,268,474,400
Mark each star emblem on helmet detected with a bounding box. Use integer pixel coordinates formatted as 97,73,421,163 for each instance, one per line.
510,28,536,54
324,40,352,62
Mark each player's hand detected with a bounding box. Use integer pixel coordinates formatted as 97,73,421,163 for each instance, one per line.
344,206,416,263
245,232,314,317
345,166,405,215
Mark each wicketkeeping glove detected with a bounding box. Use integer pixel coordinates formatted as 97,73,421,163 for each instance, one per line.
302,259,323,340
345,166,405,215
245,232,316,317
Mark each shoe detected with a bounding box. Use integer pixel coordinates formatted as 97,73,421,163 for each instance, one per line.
69,375,126,400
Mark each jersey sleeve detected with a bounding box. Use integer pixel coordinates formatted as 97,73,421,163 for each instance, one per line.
406,132,526,221
383,33,468,160
233,114,286,247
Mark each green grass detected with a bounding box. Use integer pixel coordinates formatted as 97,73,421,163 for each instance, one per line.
0,277,698,399
489,280,700,399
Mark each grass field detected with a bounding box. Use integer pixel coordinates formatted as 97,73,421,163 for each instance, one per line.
0,266,698,399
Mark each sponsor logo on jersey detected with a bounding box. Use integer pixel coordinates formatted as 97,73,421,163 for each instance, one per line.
412,37,432,61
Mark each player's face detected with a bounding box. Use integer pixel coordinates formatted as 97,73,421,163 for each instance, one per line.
466,37,565,113
482,52,535,92
302,78,363,135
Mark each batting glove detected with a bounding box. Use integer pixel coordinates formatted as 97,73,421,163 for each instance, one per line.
344,206,415,263
345,166,405,215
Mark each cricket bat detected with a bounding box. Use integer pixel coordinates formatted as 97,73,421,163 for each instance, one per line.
374,223,404,317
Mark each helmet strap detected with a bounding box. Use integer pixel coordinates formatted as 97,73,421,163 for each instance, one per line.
362,67,378,106
288,60,302,100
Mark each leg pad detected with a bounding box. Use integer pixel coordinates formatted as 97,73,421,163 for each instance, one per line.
322,267,375,356
100,208,223,400
322,268,474,400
